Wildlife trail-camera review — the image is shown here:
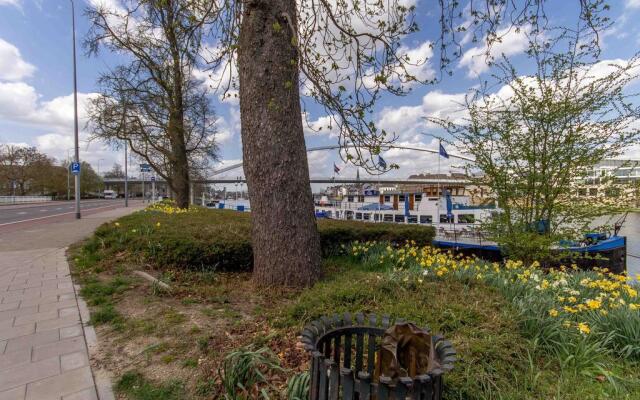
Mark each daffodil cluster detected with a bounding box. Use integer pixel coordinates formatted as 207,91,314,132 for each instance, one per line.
349,241,640,360
145,201,197,214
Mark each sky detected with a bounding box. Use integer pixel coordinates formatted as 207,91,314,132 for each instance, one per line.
1,0,640,189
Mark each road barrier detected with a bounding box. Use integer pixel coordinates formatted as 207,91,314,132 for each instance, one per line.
0,196,53,205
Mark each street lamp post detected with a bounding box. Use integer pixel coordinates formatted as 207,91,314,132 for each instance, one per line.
97,158,104,197
70,0,81,219
66,149,71,201
124,143,128,207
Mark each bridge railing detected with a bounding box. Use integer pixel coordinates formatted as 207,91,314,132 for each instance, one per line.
0,196,53,205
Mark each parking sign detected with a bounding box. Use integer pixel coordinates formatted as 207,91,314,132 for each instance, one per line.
71,162,81,175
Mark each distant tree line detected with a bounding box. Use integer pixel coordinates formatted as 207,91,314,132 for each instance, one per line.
0,145,102,198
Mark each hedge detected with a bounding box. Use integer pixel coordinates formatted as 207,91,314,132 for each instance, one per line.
85,208,434,271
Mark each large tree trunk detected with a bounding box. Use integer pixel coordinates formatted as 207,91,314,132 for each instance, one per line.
238,0,322,287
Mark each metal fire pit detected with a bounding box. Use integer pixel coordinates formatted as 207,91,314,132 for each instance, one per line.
300,313,456,400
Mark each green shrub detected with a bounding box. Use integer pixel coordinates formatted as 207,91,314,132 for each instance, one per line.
84,208,434,271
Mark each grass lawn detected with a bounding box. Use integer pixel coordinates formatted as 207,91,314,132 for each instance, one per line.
67,207,640,399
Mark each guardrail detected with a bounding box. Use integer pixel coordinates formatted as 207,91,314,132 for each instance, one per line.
0,196,53,205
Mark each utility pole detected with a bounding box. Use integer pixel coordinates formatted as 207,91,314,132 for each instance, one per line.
97,158,104,196
66,149,71,201
71,0,81,219
124,143,128,207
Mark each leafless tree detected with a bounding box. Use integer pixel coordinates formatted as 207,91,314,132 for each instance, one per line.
85,0,219,208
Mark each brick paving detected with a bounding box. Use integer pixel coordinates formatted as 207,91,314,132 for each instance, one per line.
0,249,94,399
0,203,144,400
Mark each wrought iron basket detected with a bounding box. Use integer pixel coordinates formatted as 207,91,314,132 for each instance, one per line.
300,313,456,400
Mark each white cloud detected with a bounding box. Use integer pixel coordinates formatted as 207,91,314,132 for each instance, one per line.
0,38,36,81
459,25,531,78
0,82,98,130
0,0,21,7
377,90,468,140
304,114,340,138
0,82,38,116
626,0,640,8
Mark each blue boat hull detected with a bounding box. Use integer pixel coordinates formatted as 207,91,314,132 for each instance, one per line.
433,236,627,274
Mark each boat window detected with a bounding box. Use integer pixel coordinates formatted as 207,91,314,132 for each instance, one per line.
363,213,370,220
384,195,391,202
384,214,393,222
408,215,417,224
394,215,405,223
355,212,362,220
326,211,332,218
347,196,354,202
458,214,475,223
399,195,406,202
419,215,433,224
440,214,453,223
415,194,422,202
373,214,380,221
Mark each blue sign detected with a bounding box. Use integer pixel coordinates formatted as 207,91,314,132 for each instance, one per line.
140,163,151,173
71,162,81,175
150,176,156,181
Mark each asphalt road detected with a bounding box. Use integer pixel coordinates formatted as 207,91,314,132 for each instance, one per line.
0,199,129,226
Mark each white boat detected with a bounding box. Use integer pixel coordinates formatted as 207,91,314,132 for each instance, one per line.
314,189,496,229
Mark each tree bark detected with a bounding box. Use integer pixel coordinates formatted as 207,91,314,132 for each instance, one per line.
238,0,322,287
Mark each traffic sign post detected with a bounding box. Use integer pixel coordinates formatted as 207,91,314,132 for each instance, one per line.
71,162,81,175
140,164,151,203
151,176,156,203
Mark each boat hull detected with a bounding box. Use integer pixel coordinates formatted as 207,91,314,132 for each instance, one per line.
433,236,627,274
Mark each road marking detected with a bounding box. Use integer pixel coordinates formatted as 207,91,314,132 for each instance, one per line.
17,212,27,215
40,209,47,212
0,204,121,227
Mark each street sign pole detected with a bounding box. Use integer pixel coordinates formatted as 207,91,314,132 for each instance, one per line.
124,143,128,207
71,0,81,219
142,171,145,203
151,176,156,203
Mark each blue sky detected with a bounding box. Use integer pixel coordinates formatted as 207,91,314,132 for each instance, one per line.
1,0,640,186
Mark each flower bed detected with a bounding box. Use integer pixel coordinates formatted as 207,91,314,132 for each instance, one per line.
350,242,640,372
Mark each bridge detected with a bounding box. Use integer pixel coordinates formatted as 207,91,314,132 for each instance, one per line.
102,143,476,189
103,177,472,185
210,144,474,176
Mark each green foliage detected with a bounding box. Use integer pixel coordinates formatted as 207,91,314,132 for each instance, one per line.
218,346,283,400
79,276,130,327
429,26,640,262
286,372,310,400
82,208,434,271
115,371,185,400
348,242,640,394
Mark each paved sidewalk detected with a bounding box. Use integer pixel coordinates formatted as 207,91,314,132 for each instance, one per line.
0,204,143,400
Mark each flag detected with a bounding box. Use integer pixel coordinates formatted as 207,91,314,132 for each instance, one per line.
378,156,387,169
333,163,340,174
439,142,449,159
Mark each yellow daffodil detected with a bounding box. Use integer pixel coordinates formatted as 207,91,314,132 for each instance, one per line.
577,322,590,335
